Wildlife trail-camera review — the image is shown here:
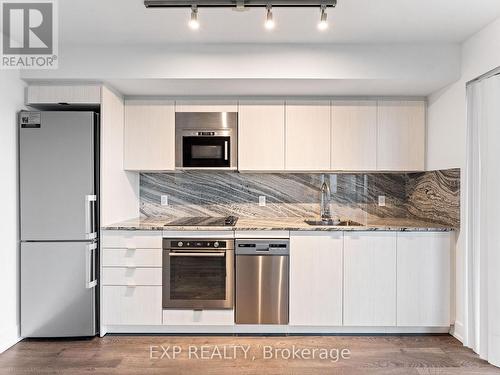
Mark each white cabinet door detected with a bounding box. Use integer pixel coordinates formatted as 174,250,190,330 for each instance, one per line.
26,85,101,105
344,232,397,326
397,232,451,327
377,100,425,171
238,101,285,171
285,101,331,171
124,100,175,171
331,100,377,171
289,232,343,326
175,100,238,112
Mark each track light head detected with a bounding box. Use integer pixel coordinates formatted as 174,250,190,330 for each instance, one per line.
265,4,275,30
188,5,200,30
318,5,328,30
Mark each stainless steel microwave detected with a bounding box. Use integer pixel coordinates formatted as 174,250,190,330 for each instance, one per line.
175,112,238,170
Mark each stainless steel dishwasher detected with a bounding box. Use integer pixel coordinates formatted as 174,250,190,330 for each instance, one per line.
235,239,289,325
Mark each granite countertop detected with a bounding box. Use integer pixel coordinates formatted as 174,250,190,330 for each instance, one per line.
102,217,456,232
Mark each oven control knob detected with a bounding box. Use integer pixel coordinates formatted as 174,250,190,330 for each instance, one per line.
177,241,184,247
214,241,220,248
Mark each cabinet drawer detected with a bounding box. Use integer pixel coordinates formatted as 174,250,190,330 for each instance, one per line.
101,231,162,249
103,286,162,325
102,248,162,267
102,267,162,286
162,309,234,326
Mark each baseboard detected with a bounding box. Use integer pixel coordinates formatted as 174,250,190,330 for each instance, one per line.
0,325,21,354
105,325,451,335
451,321,465,343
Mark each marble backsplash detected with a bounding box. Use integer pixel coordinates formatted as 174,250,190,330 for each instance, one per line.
140,169,460,228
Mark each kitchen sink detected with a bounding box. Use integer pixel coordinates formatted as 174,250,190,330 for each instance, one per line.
304,219,363,227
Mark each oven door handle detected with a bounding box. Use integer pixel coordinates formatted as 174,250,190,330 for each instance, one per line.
224,141,228,161
169,252,225,257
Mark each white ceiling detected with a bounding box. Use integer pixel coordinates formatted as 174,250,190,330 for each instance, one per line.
60,0,500,45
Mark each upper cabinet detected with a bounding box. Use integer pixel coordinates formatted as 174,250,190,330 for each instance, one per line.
377,100,426,171
238,100,285,171
82,93,425,173
26,85,101,106
175,100,238,112
285,100,331,171
331,100,377,171
124,100,175,171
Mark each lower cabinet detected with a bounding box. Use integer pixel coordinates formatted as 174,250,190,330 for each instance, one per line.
397,232,451,327
101,230,452,331
101,231,163,326
289,232,343,326
343,232,397,326
103,286,162,325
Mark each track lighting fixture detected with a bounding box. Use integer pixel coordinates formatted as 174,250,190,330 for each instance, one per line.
264,4,275,30
318,5,328,30
188,5,200,30
144,1,338,32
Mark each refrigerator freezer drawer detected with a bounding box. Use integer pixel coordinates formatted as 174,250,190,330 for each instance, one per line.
21,242,96,337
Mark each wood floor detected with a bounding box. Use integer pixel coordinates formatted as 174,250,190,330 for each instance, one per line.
1,335,499,375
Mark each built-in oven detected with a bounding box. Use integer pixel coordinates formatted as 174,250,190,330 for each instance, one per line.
162,238,234,309
175,112,238,169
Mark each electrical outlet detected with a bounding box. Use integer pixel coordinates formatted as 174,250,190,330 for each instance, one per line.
161,195,169,206
259,196,266,207
378,195,386,207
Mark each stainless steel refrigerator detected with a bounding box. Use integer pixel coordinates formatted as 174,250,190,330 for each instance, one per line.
19,111,99,338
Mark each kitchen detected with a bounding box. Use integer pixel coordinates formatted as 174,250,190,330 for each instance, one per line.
1,0,500,374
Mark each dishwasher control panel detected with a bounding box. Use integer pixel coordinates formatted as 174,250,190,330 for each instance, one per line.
235,239,289,255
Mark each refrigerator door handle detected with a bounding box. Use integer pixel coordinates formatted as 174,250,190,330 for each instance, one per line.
86,242,98,289
85,195,97,240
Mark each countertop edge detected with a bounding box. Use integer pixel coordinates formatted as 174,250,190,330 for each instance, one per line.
101,225,456,232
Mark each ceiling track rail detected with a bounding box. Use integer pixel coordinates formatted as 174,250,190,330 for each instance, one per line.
144,0,337,8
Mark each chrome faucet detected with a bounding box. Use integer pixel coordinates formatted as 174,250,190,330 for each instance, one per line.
320,179,332,221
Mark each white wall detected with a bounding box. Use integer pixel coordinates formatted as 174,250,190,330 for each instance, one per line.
0,70,25,353
427,16,500,344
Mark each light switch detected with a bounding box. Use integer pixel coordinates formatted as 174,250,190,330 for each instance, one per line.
161,195,168,206
259,196,266,207
378,195,386,207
